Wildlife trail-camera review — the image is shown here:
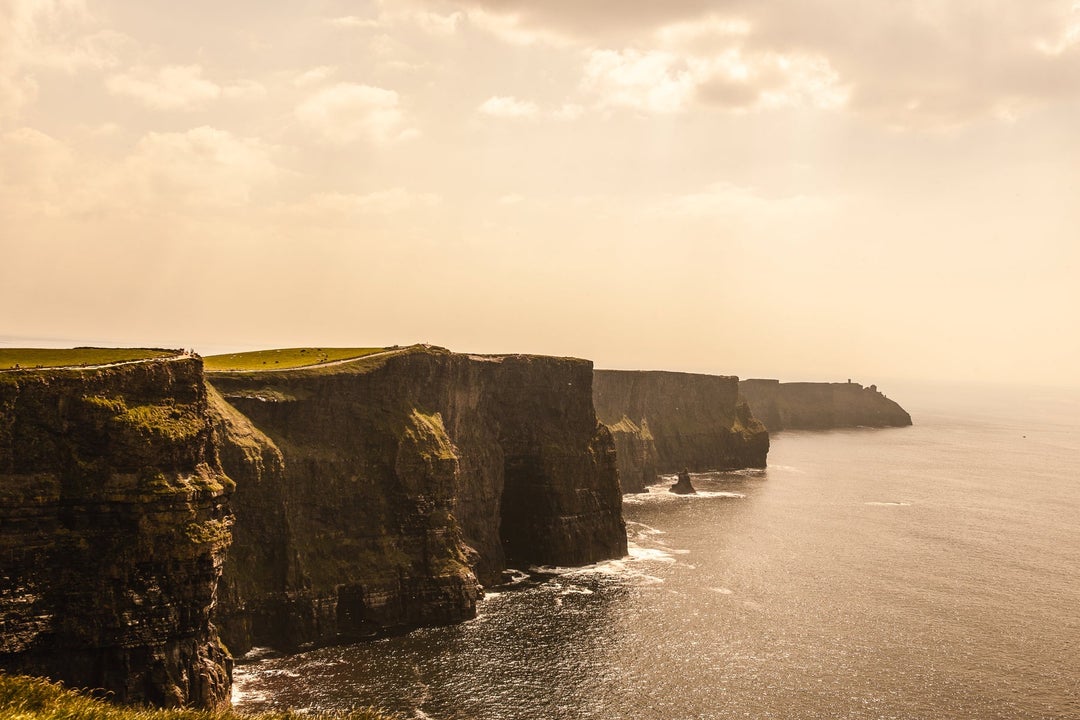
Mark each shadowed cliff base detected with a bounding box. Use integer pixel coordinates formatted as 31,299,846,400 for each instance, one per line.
207,345,627,656
593,369,769,493
739,379,913,432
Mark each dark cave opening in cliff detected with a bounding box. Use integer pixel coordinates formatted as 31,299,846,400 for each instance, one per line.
498,453,547,567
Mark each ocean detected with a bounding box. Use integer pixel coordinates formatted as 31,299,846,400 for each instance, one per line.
232,383,1080,719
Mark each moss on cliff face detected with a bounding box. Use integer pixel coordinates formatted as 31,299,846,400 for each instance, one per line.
0,358,234,709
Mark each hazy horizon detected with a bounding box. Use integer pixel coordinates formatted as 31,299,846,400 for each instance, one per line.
3,1,1078,387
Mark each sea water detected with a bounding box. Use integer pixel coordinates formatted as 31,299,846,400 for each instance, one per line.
232,383,1080,719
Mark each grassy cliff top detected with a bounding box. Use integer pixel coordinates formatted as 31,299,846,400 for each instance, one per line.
203,347,388,372
0,674,395,720
0,348,177,370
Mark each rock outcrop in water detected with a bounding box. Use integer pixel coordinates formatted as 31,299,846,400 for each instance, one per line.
208,346,626,655
670,469,697,495
592,370,769,491
0,356,233,708
738,379,912,431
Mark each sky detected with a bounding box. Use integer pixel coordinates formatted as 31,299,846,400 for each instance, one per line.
1,0,1078,386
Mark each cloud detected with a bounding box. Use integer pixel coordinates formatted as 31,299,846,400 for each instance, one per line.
0,126,74,205
106,65,265,110
0,0,122,122
582,49,696,114
553,103,585,120
330,4,462,36
0,124,281,218
477,95,540,118
106,65,220,109
651,181,836,220
296,83,417,144
295,189,443,216
581,47,846,114
294,66,338,87
436,0,1080,128
222,79,266,101
1037,2,1080,55
407,9,463,35
329,16,381,29
122,126,281,207
464,8,571,46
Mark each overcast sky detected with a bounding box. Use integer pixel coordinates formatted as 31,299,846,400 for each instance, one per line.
2,0,1078,385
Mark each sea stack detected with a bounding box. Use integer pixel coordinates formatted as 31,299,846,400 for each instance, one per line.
670,468,697,495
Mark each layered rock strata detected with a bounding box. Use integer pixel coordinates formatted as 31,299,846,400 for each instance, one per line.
0,356,233,708
593,370,769,489
209,346,626,655
739,379,912,431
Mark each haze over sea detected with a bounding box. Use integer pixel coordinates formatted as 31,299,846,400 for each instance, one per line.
233,383,1079,720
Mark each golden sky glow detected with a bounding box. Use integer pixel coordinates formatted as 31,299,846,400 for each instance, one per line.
2,0,1078,385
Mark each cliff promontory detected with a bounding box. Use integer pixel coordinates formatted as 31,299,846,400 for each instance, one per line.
0,355,233,708
593,370,769,492
739,379,912,431
208,346,626,654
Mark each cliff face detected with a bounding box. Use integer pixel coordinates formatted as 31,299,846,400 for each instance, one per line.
593,370,769,485
0,357,233,709
604,417,658,494
209,347,625,654
739,379,912,431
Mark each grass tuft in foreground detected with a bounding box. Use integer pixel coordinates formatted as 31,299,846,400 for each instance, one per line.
203,348,386,372
0,348,177,371
0,674,398,720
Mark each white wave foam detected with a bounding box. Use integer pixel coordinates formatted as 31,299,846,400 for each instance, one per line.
625,520,667,536
526,538,682,585
623,485,745,505
239,645,278,661
628,545,677,563
500,569,531,585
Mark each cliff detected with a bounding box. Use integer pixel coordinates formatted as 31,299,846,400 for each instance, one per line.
208,346,626,654
0,345,628,702
603,416,659,494
592,370,769,490
0,355,233,708
739,379,912,431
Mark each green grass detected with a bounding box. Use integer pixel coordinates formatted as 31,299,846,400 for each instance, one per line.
0,674,398,720
203,348,387,372
0,348,176,370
